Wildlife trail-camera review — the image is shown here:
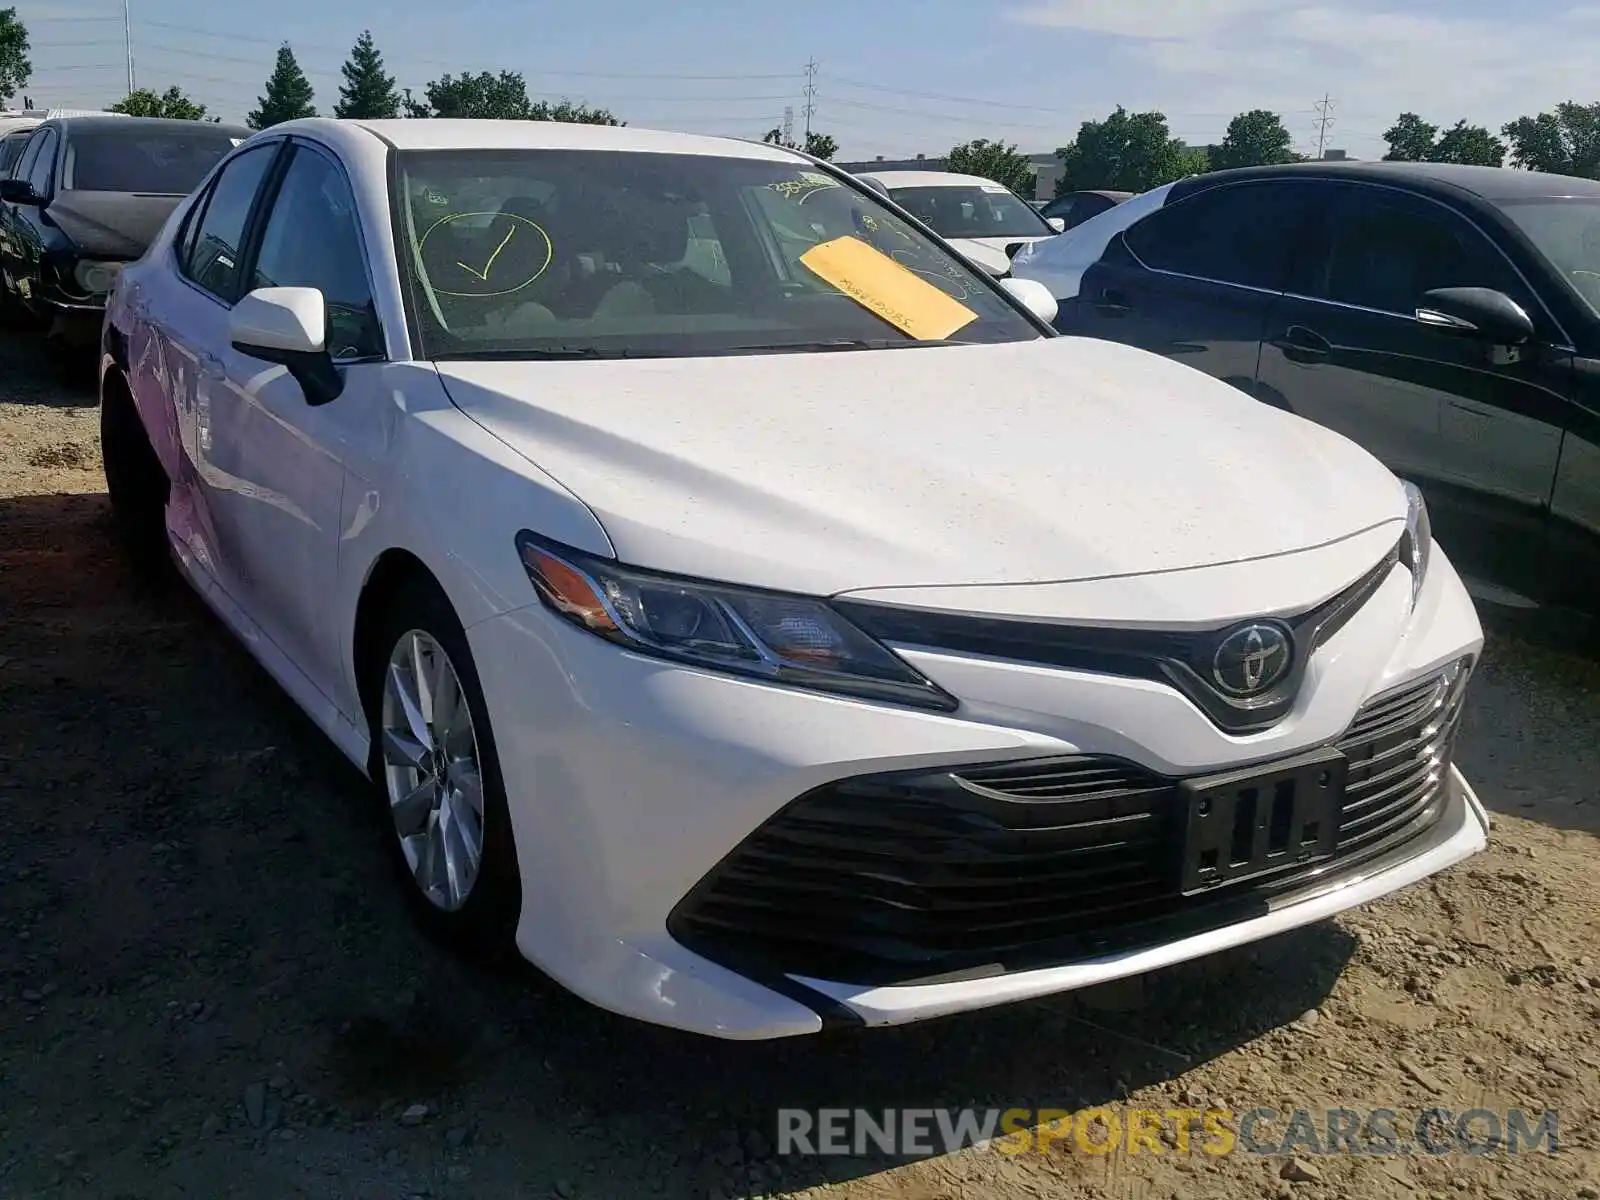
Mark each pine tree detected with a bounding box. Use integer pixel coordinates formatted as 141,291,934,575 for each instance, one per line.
248,43,317,130
333,30,398,120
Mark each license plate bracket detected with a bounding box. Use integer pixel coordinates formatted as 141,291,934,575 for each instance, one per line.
1179,746,1346,895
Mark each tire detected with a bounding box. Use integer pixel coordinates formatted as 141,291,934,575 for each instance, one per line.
99,373,171,573
363,577,523,959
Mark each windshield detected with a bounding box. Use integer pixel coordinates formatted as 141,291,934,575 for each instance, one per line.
1498,198,1600,317
391,149,1041,360
63,128,243,194
888,184,1054,239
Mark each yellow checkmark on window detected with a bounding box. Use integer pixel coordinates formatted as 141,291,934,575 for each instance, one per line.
457,224,517,282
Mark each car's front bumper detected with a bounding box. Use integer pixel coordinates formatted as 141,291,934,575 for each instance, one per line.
465,546,1485,1039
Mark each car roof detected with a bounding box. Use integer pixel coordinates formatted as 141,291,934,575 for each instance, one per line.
856,170,1005,189
41,115,252,137
1176,160,1600,203
271,117,805,164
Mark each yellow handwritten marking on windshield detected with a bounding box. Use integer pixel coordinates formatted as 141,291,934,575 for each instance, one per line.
457,225,517,281
418,211,553,299
799,236,978,341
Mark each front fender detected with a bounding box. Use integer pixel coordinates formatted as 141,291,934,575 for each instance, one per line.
330,364,615,725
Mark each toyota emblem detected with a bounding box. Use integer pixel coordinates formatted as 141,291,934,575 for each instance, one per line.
1211,622,1293,697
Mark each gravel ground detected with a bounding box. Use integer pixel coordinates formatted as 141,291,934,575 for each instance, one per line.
0,329,1596,1200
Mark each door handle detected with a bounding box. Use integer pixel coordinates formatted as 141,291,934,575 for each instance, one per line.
1093,287,1131,317
1271,325,1331,364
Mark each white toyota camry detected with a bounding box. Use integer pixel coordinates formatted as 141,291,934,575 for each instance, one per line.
99,118,1488,1040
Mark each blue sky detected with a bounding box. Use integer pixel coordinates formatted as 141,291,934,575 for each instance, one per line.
12,0,1600,162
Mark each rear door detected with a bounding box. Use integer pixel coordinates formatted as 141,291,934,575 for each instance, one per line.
1065,179,1320,394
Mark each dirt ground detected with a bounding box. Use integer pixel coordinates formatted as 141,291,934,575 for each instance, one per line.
0,328,1597,1200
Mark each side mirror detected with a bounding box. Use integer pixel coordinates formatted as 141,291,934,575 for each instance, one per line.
1000,276,1059,327
0,178,40,205
229,286,343,406
1048,216,1067,233
1416,287,1534,346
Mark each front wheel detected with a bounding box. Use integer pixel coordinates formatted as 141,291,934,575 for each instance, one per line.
365,579,522,956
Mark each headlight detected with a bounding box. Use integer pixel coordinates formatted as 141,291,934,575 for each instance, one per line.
515,532,958,712
1399,481,1432,609
72,260,122,295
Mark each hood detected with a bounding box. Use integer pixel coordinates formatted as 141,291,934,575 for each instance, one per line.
436,337,1405,598
44,191,182,259
948,234,1055,277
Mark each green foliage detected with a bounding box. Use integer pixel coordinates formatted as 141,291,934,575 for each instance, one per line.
1384,113,1504,166
248,43,317,130
803,131,837,161
109,86,209,120
1382,113,1437,162
761,129,839,160
1502,103,1600,177
1430,121,1505,167
0,6,27,104
1210,110,1299,170
403,72,619,124
1054,107,1196,194
334,31,399,120
945,138,1035,193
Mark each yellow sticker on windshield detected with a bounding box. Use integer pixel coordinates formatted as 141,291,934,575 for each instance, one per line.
798,236,978,341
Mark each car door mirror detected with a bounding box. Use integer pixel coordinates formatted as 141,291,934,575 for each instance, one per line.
1047,216,1067,233
1000,276,1059,326
1416,287,1534,346
229,286,344,406
0,178,40,205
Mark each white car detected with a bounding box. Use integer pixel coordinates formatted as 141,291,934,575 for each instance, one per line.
99,118,1487,1040
1009,181,1176,304
855,169,1064,276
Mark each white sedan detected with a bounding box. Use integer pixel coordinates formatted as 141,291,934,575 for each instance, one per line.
855,169,1064,276
99,118,1487,1040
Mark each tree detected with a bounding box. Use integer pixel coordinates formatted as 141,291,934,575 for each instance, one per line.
109,86,209,120
1430,120,1505,167
761,128,838,160
802,131,837,161
248,43,317,130
1210,109,1299,170
945,138,1035,193
333,30,399,120
1054,107,1194,194
0,6,30,105
1503,103,1600,177
409,71,527,119
528,98,620,125
1382,112,1438,162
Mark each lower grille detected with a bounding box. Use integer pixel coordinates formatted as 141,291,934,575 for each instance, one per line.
667,662,1470,987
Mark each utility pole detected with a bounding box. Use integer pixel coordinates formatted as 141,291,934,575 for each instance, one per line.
802,58,818,141
122,0,135,93
1313,93,1335,160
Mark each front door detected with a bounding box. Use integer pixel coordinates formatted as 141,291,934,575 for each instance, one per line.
1067,179,1320,395
201,138,388,697
1257,181,1568,598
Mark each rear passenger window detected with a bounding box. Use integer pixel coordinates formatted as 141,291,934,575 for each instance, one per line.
1124,181,1314,290
180,143,277,302
25,129,57,195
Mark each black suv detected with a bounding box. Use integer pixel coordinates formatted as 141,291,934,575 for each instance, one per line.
1050,162,1600,624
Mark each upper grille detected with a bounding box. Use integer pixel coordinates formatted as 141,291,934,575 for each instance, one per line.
835,548,1400,735
668,662,1470,987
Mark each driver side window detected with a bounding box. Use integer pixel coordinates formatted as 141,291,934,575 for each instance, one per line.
251,143,383,359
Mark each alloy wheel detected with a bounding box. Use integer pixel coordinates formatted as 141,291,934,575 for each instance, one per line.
379,629,487,912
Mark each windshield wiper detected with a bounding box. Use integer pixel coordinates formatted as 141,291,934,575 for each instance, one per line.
434,346,621,361
720,338,954,354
